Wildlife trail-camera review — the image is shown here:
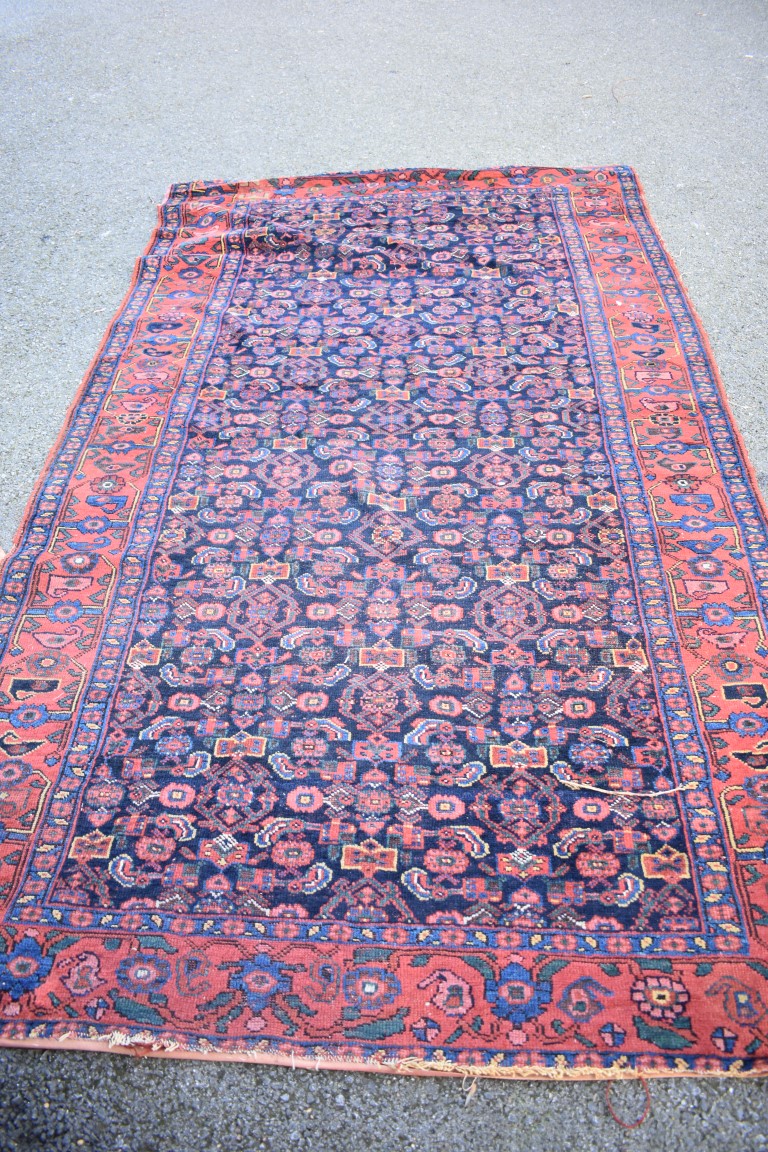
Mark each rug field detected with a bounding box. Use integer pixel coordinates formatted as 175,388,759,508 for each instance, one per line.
1,166,767,1079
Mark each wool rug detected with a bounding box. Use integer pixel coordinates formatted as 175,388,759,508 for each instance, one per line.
1,167,767,1080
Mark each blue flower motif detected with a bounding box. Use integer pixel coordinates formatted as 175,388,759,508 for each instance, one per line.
230,953,291,1013
116,953,171,995
61,552,99,573
656,441,688,455
729,712,768,738
73,516,114,534
46,600,83,624
343,965,401,1013
0,937,53,1000
700,602,735,627
485,959,551,1024
688,557,724,577
8,703,50,730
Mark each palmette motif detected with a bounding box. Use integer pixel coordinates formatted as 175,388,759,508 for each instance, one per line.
0,167,767,1077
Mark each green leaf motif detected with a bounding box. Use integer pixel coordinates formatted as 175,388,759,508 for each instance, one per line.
460,954,495,981
272,1003,298,1036
637,958,674,973
137,935,177,954
409,954,431,967
633,1016,693,1050
695,963,713,977
574,1031,596,1049
214,1004,243,1035
45,935,81,957
538,959,569,982
352,947,393,964
284,994,317,1018
344,1007,409,1040
197,991,233,1015
600,963,621,977
111,995,165,1028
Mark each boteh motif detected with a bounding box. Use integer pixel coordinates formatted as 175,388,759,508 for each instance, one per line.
0,167,767,1078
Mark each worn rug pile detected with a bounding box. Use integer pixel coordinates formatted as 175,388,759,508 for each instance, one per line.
1,167,767,1079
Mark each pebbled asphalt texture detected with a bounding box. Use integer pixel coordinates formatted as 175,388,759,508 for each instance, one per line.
1,1,767,1149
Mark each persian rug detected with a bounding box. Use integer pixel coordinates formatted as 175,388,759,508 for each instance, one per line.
1,167,767,1081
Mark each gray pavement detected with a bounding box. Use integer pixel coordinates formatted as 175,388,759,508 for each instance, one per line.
1,1,767,1148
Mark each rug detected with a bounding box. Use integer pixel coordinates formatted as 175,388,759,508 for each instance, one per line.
1,167,767,1080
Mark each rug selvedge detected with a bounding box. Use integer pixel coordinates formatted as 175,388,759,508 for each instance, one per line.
1,166,767,1077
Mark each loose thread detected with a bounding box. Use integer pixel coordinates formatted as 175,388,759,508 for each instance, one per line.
560,779,698,798
604,1078,652,1129
461,1072,480,1105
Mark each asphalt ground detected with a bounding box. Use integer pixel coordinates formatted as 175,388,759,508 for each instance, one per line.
0,1,767,1148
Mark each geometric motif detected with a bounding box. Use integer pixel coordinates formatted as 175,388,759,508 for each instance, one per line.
1,168,767,1078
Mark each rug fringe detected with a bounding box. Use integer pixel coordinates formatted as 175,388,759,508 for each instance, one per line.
1,1031,762,1081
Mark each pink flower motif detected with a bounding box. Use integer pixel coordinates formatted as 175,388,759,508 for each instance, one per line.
631,974,690,1021
419,969,474,1017
60,951,104,997
573,797,610,822
427,793,466,821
